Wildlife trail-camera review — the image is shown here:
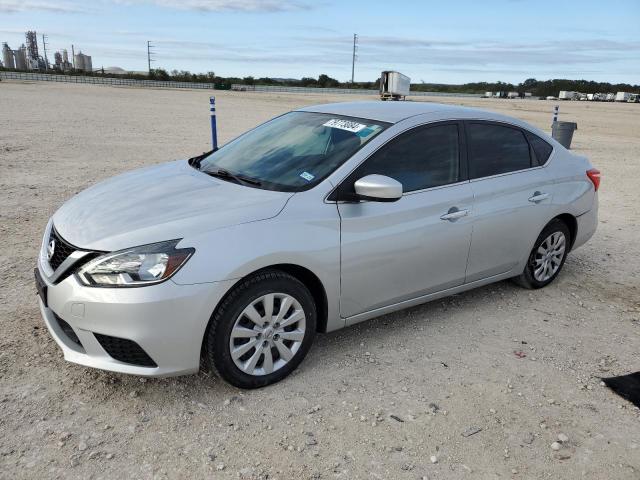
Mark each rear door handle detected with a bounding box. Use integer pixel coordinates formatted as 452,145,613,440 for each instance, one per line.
528,192,549,203
440,208,469,221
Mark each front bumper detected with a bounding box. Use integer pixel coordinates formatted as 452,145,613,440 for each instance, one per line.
37,259,235,377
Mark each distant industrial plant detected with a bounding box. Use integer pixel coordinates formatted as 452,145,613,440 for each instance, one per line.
1,30,92,73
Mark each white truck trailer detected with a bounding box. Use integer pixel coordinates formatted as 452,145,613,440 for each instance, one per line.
559,91,578,100
615,91,631,102
380,71,410,101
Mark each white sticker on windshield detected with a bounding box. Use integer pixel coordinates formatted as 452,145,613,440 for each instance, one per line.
300,171,315,182
323,118,367,133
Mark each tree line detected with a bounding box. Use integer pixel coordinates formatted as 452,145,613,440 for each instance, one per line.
1,65,637,95
111,70,640,95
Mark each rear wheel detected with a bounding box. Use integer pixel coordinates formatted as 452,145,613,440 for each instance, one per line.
514,219,571,289
206,270,316,389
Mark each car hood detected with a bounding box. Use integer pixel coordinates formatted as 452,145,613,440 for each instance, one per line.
52,160,293,251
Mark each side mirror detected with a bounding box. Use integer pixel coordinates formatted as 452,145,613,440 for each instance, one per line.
353,174,403,202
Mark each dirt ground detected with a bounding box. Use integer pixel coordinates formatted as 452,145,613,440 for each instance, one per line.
0,81,638,480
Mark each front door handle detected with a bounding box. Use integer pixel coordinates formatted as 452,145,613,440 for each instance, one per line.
528,191,549,203
440,207,469,221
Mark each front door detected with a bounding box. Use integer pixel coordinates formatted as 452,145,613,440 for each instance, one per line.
335,122,474,318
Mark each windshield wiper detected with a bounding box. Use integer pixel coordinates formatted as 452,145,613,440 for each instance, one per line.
188,148,217,169
204,168,262,187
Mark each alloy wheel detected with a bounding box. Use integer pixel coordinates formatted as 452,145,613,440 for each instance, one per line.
229,293,306,376
533,231,566,282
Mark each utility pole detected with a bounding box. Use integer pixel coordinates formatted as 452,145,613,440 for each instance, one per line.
351,33,358,84
42,34,49,70
147,41,155,74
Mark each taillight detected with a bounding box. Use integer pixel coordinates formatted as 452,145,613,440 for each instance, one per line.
587,168,601,191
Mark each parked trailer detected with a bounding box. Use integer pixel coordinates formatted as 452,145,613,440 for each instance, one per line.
615,92,631,102
559,91,578,100
628,94,639,103
379,71,410,101
507,91,520,99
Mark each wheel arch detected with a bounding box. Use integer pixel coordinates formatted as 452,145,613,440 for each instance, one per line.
200,263,330,371
263,264,329,334
552,213,578,251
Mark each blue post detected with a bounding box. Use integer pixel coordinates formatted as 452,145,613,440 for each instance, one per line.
210,96,218,150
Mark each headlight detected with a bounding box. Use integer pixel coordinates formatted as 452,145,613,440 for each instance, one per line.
77,240,194,287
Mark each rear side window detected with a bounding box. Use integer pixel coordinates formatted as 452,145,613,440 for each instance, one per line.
526,132,553,166
468,123,531,179
353,124,460,192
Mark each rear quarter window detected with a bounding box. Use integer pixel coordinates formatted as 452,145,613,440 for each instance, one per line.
526,132,553,166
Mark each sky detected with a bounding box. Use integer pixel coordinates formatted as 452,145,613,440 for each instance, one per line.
0,0,638,84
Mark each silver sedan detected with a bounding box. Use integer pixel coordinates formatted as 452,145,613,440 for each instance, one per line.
35,102,600,388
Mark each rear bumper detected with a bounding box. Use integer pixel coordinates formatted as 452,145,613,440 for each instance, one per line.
573,195,598,250
37,260,235,377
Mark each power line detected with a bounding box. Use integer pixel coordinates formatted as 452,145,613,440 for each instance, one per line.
147,40,155,73
351,33,358,84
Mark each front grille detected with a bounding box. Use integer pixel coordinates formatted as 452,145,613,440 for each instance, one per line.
52,313,83,348
94,334,157,368
47,228,77,271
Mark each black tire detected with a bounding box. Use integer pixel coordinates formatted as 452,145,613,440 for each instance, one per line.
513,219,571,289
205,269,316,389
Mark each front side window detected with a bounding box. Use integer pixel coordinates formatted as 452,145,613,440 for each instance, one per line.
348,123,460,193
468,123,531,179
197,112,388,192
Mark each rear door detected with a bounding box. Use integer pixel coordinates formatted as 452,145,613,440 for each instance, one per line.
335,122,474,318
464,121,554,282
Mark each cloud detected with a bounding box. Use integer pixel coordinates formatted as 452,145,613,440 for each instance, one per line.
89,33,638,78
123,0,314,12
0,0,315,14
290,34,640,72
0,0,86,13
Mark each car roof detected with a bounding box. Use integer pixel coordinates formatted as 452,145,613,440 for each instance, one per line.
296,101,557,144
297,101,511,124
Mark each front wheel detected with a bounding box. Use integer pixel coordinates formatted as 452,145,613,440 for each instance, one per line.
513,219,571,289
205,270,316,389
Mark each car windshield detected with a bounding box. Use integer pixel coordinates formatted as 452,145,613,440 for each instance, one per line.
197,111,389,192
